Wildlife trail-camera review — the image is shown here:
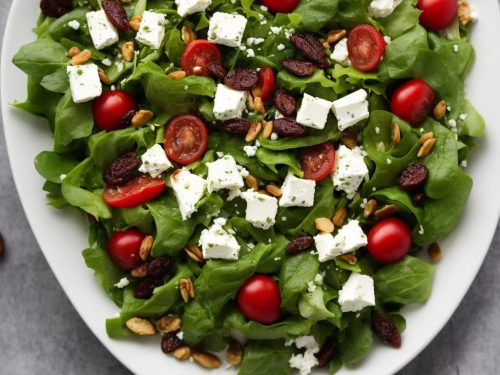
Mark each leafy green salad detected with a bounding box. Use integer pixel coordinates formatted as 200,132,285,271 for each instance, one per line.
13,0,484,373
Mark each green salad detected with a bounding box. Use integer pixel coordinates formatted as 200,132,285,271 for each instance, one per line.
13,0,484,373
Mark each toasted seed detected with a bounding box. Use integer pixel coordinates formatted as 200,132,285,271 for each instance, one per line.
139,235,153,261
374,204,398,220
246,95,255,111
125,317,156,336
245,121,262,142
185,244,204,262
132,110,154,128
419,132,434,144
338,254,357,265
315,217,334,233
245,175,259,191
326,29,347,44
266,183,282,197
168,70,187,80
67,46,81,57
179,278,195,304
227,341,243,366
341,130,358,149
181,25,197,45
363,199,378,218
433,100,447,120
257,189,271,196
253,96,266,114
129,15,142,32
173,347,191,361
428,242,442,262
392,123,401,145
156,315,182,333
457,0,473,26
417,138,437,158
70,49,92,66
98,68,112,85
121,41,135,62
192,351,222,369
332,207,348,226
262,120,274,139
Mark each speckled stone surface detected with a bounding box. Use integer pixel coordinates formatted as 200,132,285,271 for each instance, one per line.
0,2,499,374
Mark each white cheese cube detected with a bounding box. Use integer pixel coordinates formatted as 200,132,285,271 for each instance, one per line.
241,191,278,230
199,218,241,260
368,0,403,18
67,64,102,103
86,10,119,50
279,173,316,208
296,94,332,130
175,0,212,17
208,12,247,48
136,11,166,50
243,145,258,157
338,273,376,312
331,145,369,200
138,144,173,178
170,169,207,220
335,220,368,254
213,84,248,121
330,38,351,66
332,89,370,131
314,232,341,263
207,155,244,193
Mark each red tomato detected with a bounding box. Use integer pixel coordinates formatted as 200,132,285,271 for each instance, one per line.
252,67,275,101
181,40,223,76
164,114,208,165
237,275,281,325
103,174,166,208
92,90,137,131
261,0,300,13
417,0,457,30
391,79,435,126
367,217,413,264
107,229,145,270
347,24,386,72
299,142,336,182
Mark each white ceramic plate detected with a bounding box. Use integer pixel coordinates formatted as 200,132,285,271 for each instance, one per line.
2,1,500,374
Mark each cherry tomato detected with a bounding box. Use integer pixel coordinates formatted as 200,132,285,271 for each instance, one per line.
164,114,208,165
417,0,457,30
299,142,336,182
107,229,145,270
103,174,166,208
92,90,137,131
390,79,435,126
181,40,223,77
252,66,275,102
237,275,281,325
347,24,386,72
261,0,300,13
367,217,413,264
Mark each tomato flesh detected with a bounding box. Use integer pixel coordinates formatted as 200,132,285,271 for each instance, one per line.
367,217,413,264
164,114,208,165
347,24,386,72
261,0,300,13
299,142,336,182
237,275,281,325
418,0,457,30
252,66,275,101
92,90,137,132
181,40,223,77
103,174,166,208
391,79,435,126
107,229,145,270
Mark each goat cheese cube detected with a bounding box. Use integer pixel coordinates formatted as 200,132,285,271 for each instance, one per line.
338,273,376,312
241,191,278,230
279,173,316,208
138,144,173,178
199,218,241,260
332,89,370,131
175,0,211,17
208,12,247,48
213,84,248,121
296,94,332,130
314,232,339,263
368,0,403,18
136,11,166,50
67,64,102,103
86,10,119,50
170,169,207,220
207,155,244,193
330,38,351,66
335,220,368,254
332,145,369,200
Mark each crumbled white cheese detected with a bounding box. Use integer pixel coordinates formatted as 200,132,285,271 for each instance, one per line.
243,145,258,157
199,218,241,260
330,38,351,66
138,144,173,178
289,336,320,375
67,20,81,30
114,277,130,289
175,0,211,17
338,273,376,312
368,0,403,18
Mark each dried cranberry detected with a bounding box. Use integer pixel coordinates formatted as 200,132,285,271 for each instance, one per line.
131,256,173,279
133,274,164,299
315,338,337,368
40,0,73,18
206,62,226,80
399,164,429,191
412,192,426,205
118,109,137,128
290,33,326,64
223,119,251,135
103,152,140,187
274,89,296,117
371,312,402,348
273,118,307,137
102,0,129,31
286,235,314,254
282,59,315,77
224,69,259,91
161,332,184,353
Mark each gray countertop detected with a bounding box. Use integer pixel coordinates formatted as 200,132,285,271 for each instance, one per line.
0,1,499,374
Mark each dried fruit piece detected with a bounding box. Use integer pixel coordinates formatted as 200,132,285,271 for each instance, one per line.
133,275,164,299
131,256,173,279
282,59,315,77
224,69,259,91
290,33,325,63
286,235,314,254
371,312,401,348
40,0,73,18
273,118,307,137
206,62,226,79
223,118,251,135
412,192,426,205
227,341,243,366
118,109,137,128
125,317,156,336
192,351,222,369
399,164,429,191
316,338,337,368
274,89,296,117
103,152,140,187
161,332,184,353
102,0,129,31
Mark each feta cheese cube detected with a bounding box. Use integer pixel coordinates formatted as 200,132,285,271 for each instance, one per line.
241,191,278,230
175,0,211,17
330,38,351,66
199,218,240,260
335,220,368,254
67,64,102,103
207,155,244,193
332,89,370,131
314,232,340,262
296,93,332,130
368,0,403,18
170,169,207,220
208,12,247,48
86,10,119,50
279,173,316,208
136,11,166,50
332,145,369,200
138,144,173,178
213,84,248,121
338,273,376,312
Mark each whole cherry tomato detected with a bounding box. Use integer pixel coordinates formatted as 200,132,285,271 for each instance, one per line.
107,228,145,270
237,274,281,325
92,90,137,131
252,66,275,101
181,40,223,76
367,217,413,264
347,24,386,72
103,174,166,208
417,0,458,30
164,114,208,165
261,0,300,13
390,79,435,126
299,142,336,182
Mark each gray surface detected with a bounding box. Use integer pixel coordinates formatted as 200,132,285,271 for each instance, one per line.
0,2,499,375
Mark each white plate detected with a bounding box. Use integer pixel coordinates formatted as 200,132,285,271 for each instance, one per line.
2,2,500,374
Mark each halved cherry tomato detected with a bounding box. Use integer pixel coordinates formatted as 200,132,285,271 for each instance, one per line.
347,24,386,72
261,0,300,13
367,217,413,264
299,142,336,182
92,90,137,131
252,66,275,101
107,229,145,270
417,0,457,30
237,274,281,325
391,79,435,126
103,174,166,208
181,40,223,76
164,114,208,165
